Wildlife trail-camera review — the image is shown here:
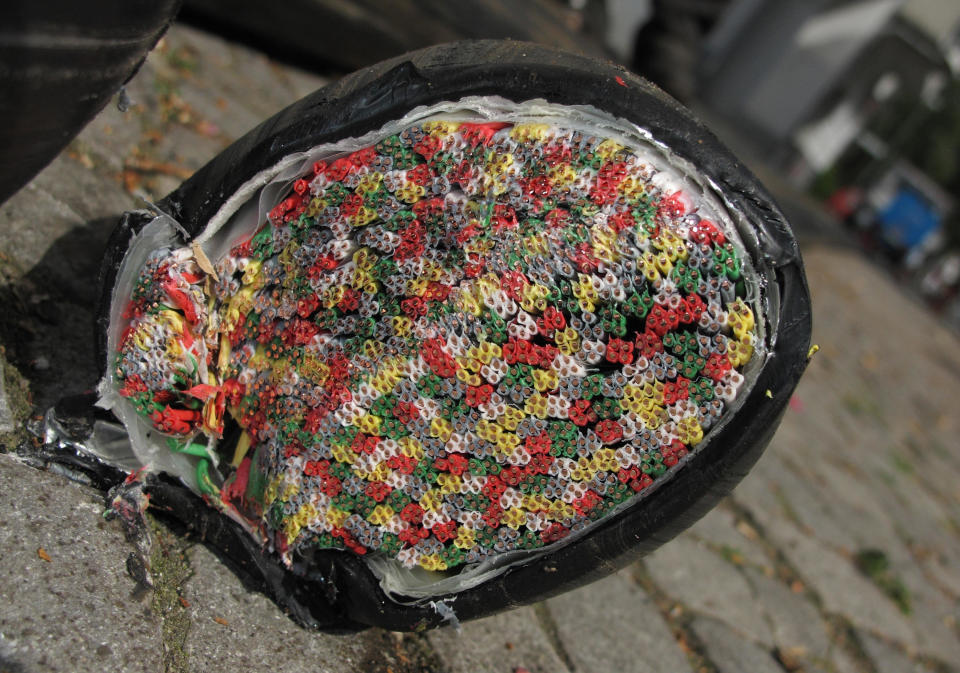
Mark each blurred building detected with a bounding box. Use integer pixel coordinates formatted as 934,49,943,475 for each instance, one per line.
678,0,960,263
697,1,954,162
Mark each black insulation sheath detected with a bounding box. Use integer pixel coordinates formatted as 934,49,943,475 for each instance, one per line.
96,40,812,631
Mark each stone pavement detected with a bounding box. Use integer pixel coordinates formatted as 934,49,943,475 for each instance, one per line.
1,23,959,673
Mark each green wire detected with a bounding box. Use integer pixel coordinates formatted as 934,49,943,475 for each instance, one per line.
196,459,219,496
165,438,219,496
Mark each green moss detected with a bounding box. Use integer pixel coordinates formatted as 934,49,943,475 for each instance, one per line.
854,548,911,615
875,469,897,489
149,519,193,673
0,350,32,451
167,45,199,74
840,391,885,425
889,451,915,476
718,544,745,566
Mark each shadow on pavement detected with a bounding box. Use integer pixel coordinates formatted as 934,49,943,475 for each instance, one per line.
0,215,119,410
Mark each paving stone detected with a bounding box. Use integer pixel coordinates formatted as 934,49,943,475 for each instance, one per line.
890,564,960,664
882,481,960,573
904,448,960,520
183,544,367,672
690,617,782,673
24,147,136,223
801,664,834,673
169,30,327,138
771,520,914,644
644,535,773,645
0,132,138,411
762,454,859,552
546,572,692,673
0,178,110,282
920,553,960,598
74,99,146,174
829,647,868,673
427,605,570,673
0,456,162,673
0,193,119,408
857,631,933,673
743,566,831,664
782,456,913,564
729,447,792,534
773,379,855,466
686,503,772,571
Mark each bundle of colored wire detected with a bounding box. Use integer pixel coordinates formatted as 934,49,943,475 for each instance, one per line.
110,117,761,574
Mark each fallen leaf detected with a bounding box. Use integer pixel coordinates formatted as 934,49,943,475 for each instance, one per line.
213,616,229,626
735,520,759,540
194,120,221,137
123,157,193,180
121,170,142,193
775,645,809,671
68,151,94,169
178,595,190,608
37,547,51,562
674,632,695,655
191,241,219,281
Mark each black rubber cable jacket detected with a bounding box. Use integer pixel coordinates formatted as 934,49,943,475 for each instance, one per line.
98,40,812,631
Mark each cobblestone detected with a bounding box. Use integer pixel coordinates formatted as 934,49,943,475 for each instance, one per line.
690,617,782,673
427,606,570,673
857,631,932,673
0,457,162,673
772,518,915,643
893,564,960,663
645,534,774,645
183,545,368,673
743,566,832,666
546,572,692,673
686,505,773,571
